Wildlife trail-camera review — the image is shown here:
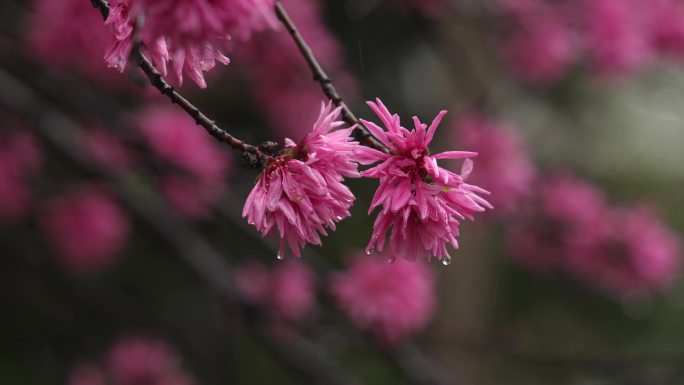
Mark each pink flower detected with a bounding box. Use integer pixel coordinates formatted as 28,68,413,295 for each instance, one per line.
107,337,182,385
507,174,608,273
647,0,684,59
452,114,536,214
498,0,577,85
40,185,130,274
566,206,681,296
330,255,436,345
356,99,491,263
581,0,651,76
242,102,361,258
69,337,195,385
236,261,317,323
104,0,275,88
104,0,171,80
136,105,231,219
26,0,124,87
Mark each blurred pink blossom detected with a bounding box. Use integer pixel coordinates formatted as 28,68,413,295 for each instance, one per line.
507,174,682,296
356,99,491,263
567,206,681,296
69,336,194,385
40,186,130,274
331,255,436,345
26,0,124,87
0,131,41,223
243,102,361,258
452,114,536,214
647,0,684,59
136,105,231,219
581,0,651,77
498,0,577,85
80,126,137,171
236,261,317,322
235,261,316,340
507,174,609,274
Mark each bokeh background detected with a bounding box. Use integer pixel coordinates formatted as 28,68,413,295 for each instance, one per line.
2,0,684,384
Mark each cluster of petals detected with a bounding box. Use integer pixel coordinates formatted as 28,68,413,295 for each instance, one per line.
104,0,276,88
452,114,536,214
39,185,130,274
242,102,361,258
507,174,681,296
0,129,42,223
69,336,195,385
235,261,316,324
356,99,491,263
497,0,684,84
330,254,436,345
136,105,231,219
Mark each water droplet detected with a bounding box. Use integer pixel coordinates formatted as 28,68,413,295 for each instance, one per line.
366,248,375,255
441,256,452,266
387,256,396,264
336,216,343,221
276,252,285,260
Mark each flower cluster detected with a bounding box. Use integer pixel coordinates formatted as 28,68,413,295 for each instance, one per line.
242,102,361,258
498,0,684,84
356,99,491,263
331,254,436,345
104,0,276,88
68,336,195,385
508,175,681,296
242,99,490,262
40,185,130,274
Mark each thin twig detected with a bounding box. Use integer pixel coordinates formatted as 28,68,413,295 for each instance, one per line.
90,0,270,168
273,1,389,153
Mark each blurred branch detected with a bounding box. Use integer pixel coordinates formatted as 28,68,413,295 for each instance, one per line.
89,0,271,169
0,66,359,385
274,1,389,154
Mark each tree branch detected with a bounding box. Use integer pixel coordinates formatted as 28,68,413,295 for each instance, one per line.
90,0,270,168
273,1,389,154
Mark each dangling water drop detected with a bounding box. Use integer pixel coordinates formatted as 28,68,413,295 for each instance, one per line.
441,256,452,266
387,256,396,264
336,216,343,221
366,247,375,255
276,251,285,260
